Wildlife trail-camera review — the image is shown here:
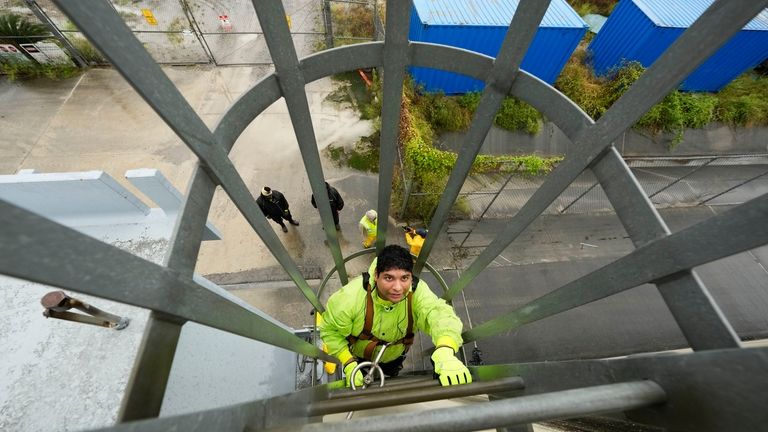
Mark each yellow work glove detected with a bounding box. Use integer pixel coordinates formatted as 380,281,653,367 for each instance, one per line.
344,361,364,388
431,346,472,386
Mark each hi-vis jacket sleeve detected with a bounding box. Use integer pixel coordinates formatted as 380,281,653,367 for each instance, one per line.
319,277,365,365
412,279,464,352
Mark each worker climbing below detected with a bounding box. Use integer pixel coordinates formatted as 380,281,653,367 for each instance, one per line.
404,226,428,257
320,245,472,387
359,209,377,248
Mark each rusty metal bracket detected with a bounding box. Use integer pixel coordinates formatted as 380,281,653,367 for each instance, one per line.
41,291,129,330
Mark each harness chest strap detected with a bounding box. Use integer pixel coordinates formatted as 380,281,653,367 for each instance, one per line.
346,272,416,360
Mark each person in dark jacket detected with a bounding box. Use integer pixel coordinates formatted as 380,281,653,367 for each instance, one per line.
256,186,299,233
311,182,344,230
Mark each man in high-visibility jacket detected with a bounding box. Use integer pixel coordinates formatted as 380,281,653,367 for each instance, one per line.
404,227,427,257
359,209,377,248
320,245,472,387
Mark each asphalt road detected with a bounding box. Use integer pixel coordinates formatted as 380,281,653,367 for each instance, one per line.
446,206,768,364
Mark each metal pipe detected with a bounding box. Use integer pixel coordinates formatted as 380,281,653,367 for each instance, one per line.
309,377,524,416
330,376,438,399
303,381,665,432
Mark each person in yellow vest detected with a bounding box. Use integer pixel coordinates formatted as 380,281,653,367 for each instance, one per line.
359,209,377,248
320,245,471,387
404,227,427,257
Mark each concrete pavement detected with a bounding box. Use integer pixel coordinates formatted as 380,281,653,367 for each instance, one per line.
0,66,450,280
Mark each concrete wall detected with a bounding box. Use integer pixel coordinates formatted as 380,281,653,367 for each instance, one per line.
441,122,768,157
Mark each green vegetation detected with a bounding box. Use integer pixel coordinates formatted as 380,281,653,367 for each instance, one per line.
0,14,83,80
410,86,542,135
69,35,106,64
326,72,558,221
398,87,559,220
556,47,768,147
566,0,616,16
1,59,80,81
326,134,380,173
328,2,374,48
0,13,48,45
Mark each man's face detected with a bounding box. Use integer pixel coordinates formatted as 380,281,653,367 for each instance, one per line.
375,268,412,303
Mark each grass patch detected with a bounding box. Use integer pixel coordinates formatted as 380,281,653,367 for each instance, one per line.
325,133,380,173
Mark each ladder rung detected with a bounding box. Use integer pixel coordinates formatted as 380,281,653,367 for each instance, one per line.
310,377,524,416
305,381,666,432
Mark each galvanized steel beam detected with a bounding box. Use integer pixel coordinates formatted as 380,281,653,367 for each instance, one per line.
251,0,348,284
119,165,218,421
53,0,325,311
118,312,184,422
414,0,553,275
301,42,384,83
0,199,336,363
473,347,768,432
593,148,740,350
463,192,768,342
374,1,411,252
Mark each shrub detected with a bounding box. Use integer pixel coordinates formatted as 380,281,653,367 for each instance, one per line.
331,3,373,46
0,13,48,45
714,74,768,127
419,91,472,132
494,97,541,134
1,59,80,81
68,35,106,64
566,0,616,16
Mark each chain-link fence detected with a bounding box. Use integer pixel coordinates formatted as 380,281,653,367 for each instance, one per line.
320,0,381,49
398,154,768,246
0,0,325,66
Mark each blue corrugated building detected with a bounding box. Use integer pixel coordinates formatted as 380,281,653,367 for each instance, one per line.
408,0,588,94
588,0,768,92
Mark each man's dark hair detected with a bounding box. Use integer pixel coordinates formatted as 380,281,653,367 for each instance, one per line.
376,245,413,275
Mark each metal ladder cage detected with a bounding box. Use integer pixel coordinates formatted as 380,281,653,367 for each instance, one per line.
0,0,766,431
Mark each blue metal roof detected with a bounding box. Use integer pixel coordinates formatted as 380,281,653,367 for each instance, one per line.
632,0,768,31
411,0,586,28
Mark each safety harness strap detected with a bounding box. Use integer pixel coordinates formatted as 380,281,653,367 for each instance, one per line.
346,273,418,360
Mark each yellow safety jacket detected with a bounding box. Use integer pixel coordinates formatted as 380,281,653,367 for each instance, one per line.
405,232,425,256
320,273,463,366
359,215,377,248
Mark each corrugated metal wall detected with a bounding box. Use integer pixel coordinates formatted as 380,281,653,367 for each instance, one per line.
408,0,587,94
588,0,768,92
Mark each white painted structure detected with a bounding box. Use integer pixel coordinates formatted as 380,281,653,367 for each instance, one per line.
0,169,296,431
